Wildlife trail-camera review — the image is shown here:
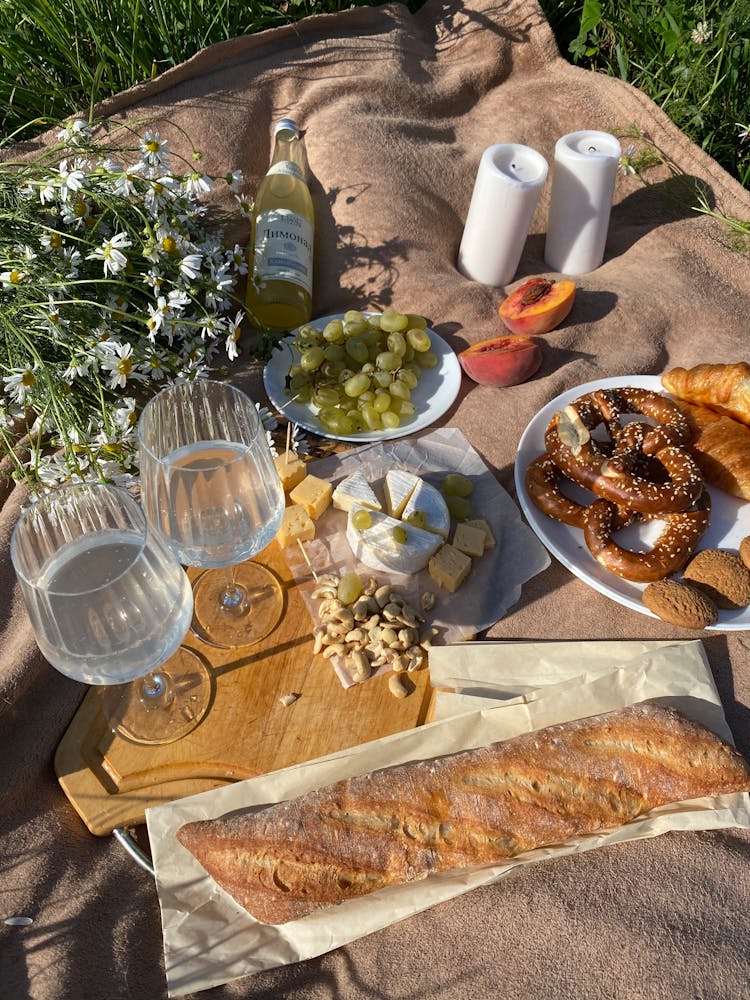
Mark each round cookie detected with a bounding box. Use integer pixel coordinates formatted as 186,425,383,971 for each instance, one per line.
740,536,750,572
642,579,718,630
682,549,750,610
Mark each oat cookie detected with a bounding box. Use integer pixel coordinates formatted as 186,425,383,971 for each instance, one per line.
642,579,718,630
683,549,750,610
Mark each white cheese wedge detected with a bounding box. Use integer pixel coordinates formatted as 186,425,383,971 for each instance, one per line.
402,478,450,538
384,469,419,518
332,470,382,513
346,505,441,575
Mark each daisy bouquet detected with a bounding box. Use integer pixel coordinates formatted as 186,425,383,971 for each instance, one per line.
0,117,265,492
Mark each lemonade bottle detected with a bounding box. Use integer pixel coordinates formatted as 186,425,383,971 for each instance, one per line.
246,119,314,330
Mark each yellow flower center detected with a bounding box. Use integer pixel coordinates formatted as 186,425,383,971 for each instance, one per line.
146,140,160,153
153,182,163,195
22,371,36,387
103,442,121,455
50,232,63,248
161,236,178,257
73,199,87,218
117,358,132,376
10,270,22,284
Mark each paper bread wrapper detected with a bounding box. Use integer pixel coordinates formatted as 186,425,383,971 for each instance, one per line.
147,638,750,997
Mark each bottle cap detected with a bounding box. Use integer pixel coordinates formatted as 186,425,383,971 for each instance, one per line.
275,118,300,137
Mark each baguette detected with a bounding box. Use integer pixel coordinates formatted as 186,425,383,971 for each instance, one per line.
176,703,750,924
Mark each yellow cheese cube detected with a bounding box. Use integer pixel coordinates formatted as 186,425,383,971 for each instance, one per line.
289,474,332,520
276,504,315,548
274,451,307,493
463,518,496,550
452,522,486,558
428,543,472,593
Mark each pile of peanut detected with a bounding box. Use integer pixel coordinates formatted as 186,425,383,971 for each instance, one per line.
310,572,436,695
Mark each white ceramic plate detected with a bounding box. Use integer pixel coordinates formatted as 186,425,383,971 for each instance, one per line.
262,312,462,442
514,375,750,630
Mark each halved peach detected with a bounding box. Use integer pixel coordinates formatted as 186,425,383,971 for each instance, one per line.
499,277,575,335
458,335,542,387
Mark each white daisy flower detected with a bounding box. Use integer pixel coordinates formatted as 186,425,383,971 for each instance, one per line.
179,253,203,280
3,365,38,405
183,171,213,200
0,269,27,288
140,130,171,171
57,159,86,201
56,119,92,144
99,341,136,389
227,244,249,275
691,20,712,44
224,169,244,193
87,231,132,277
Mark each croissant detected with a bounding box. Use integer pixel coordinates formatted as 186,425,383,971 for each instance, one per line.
674,400,750,501
662,363,750,426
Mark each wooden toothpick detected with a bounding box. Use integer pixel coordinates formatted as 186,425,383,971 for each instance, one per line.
296,538,318,580
285,422,292,463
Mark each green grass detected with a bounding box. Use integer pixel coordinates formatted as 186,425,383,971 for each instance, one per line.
0,0,748,192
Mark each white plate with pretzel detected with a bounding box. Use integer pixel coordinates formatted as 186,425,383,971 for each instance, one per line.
515,375,750,629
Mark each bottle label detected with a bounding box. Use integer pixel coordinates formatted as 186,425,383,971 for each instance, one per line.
267,160,304,181
253,208,313,295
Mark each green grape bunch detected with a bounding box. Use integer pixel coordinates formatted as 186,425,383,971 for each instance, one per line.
286,308,437,435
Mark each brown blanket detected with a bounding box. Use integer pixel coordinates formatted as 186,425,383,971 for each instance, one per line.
2,1,750,997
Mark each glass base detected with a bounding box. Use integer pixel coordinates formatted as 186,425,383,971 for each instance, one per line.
102,647,213,746
191,561,284,648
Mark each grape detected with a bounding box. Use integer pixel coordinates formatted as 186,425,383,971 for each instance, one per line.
386,331,406,357
312,385,342,408
380,310,409,333
338,572,363,605
407,327,431,352
397,400,416,417
376,351,401,372
345,338,368,364
300,346,325,371
373,391,391,414
415,350,438,369
351,509,372,531
442,473,473,497
323,343,346,363
361,405,382,430
344,318,368,337
405,314,427,330
323,319,344,343
381,410,400,429
344,309,366,324
404,509,427,529
392,525,408,544
397,367,419,389
389,380,411,401
445,494,471,521
372,371,392,389
344,373,371,397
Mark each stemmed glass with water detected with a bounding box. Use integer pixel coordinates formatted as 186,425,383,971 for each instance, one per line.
137,379,286,648
11,482,211,744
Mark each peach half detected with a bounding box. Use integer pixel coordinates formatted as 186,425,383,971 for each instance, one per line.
499,277,575,335
458,335,542,387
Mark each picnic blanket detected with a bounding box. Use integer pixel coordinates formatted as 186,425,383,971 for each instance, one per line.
3,0,750,997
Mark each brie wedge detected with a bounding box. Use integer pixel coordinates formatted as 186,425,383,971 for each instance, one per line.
402,478,450,538
384,469,419,518
346,504,441,575
332,470,382,513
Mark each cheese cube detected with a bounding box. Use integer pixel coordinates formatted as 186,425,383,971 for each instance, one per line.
274,451,307,493
289,474,332,520
428,544,472,593
452,522,486,558
463,518,496,550
276,504,315,548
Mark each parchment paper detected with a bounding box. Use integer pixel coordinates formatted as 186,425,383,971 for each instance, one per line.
282,427,550,685
146,639,750,997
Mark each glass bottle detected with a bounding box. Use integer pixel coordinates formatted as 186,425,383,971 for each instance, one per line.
246,118,314,330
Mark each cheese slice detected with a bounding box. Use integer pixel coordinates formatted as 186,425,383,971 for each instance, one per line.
346,505,441,575
402,478,450,538
384,469,419,518
332,470,382,513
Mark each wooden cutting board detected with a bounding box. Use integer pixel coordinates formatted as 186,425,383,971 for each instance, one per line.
54,539,434,836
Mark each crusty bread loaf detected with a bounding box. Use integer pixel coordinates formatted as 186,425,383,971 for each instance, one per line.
662,363,750,425
176,703,750,924
673,399,750,500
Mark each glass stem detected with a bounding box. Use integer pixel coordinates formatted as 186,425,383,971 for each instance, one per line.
220,566,245,610
140,670,174,706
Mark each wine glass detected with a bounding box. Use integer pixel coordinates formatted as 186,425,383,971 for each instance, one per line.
10,482,213,745
137,379,286,648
